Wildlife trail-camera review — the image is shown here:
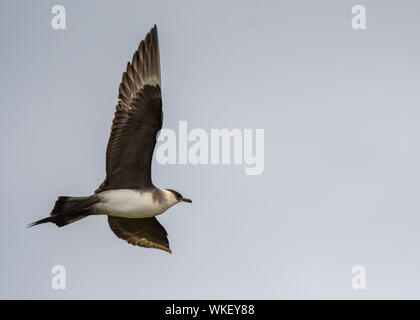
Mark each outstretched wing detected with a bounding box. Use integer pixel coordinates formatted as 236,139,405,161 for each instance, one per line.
108,216,171,253
96,25,162,193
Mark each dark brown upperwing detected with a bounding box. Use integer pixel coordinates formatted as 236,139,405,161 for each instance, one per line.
100,86,162,190
108,216,171,253
96,25,161,192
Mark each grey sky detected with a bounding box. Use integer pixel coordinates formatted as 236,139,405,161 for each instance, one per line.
1,0,420,299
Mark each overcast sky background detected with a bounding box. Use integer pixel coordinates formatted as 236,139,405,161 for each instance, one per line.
1,0,420,299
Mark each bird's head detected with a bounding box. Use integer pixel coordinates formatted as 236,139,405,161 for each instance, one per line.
165,189,192,205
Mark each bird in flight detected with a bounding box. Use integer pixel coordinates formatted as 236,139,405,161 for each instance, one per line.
29,25,191,253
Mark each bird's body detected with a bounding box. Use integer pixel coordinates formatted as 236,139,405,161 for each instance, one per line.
95,189,177,218
29,25,191,253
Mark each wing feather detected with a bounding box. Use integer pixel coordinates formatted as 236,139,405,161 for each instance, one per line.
108,216,171,253
96,25,162,193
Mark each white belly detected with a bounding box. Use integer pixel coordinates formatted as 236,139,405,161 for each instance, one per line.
96,189,170,218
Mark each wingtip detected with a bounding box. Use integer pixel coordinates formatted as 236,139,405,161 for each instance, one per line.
157,245,172,254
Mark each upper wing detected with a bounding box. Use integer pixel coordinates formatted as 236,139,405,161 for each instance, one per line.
108,216,171,253
96,25,162,193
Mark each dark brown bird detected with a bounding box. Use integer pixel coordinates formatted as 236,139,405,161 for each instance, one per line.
29,25,192,253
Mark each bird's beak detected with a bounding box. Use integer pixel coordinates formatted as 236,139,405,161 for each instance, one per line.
182,198,192,203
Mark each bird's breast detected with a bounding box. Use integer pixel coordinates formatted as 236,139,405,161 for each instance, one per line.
95,189,169,218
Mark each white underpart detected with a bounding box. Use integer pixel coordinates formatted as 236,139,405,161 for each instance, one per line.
95,189,177,218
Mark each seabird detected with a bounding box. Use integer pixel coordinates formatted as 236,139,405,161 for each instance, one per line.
29,25,191,253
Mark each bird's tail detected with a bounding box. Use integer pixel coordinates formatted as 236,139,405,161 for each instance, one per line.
28,195,98,228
